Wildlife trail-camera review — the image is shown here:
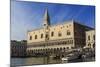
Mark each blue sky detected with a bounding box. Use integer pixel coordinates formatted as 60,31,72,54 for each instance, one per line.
11,0,95,40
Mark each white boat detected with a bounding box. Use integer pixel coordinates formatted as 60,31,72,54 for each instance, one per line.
62,53,79,61
62,57,68,61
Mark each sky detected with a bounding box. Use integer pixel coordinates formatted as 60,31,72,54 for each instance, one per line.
11,0,95,40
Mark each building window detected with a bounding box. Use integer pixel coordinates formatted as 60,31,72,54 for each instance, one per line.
88,43,91,47
44,24,46,26
93,35,95,40
30,36,32,40
88,35,90,40
41,34,43,38
67,30,71,35
67,47,69,49
71,47,74,49
71,40,73,44
35,35,37,39
64,41,67,44
58,32,62,37
46,34,48,38
51,32,54,37
67,40,69,44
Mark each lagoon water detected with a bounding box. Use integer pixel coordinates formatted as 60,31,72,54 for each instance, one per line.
11,57,95,66
11,57,61,66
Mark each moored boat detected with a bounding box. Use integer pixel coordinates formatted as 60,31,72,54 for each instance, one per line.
62,53,79,61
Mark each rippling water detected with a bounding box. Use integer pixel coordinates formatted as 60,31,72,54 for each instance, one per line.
11,57,61,66
11,57,95,66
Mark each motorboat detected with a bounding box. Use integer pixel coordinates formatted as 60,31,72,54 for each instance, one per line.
62,53,79,61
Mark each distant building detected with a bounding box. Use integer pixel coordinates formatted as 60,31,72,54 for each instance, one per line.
27,9,93,55
11,40,27,57
85,30,95,48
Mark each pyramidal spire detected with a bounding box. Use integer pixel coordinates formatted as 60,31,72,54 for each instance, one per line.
43,8,50,28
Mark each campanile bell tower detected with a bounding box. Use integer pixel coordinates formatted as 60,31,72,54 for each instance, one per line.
43,9,50,29
43,9,50,41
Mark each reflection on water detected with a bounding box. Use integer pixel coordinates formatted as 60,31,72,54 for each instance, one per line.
11,57,95,66
11,57,61,66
